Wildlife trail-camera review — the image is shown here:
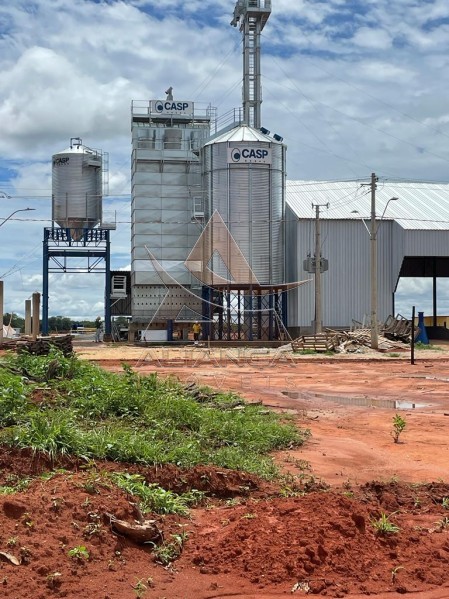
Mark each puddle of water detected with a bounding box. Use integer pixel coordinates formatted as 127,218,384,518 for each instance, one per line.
281,391,427,410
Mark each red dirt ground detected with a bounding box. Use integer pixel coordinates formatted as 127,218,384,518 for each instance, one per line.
1,346,449,598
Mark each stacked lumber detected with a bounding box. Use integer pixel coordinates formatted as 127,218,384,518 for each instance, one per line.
327,328,406,353
16,335,73,357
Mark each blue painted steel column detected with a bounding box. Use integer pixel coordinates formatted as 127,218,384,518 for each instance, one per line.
42,230,49,335
243,291,253,341
167,319,173,341
226,288,231,341
268,290,273,340
237,291,242,340
257,292,262,339
202,286,210,341
104,230,111,337
282,289,288,328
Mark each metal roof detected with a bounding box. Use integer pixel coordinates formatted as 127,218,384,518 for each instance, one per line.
286,180,449,230
204,124,273,145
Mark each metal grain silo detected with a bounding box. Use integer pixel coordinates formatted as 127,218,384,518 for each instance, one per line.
52,138,102,233
201,125,285,284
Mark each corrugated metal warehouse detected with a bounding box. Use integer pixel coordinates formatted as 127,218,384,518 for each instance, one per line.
286,180,449,334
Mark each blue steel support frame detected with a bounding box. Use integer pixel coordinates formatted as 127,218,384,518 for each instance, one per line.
42,237,50,335
42,227,111,336
104,231,111,338
268,291,273,340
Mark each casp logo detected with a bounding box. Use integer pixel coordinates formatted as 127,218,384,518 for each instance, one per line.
53,157,69,166
230,147,271,163
231,148,242,162
154,101,191,113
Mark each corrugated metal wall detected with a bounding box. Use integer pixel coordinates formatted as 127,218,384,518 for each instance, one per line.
130,115,210,319
288,219,395,329
203,139,285,285
404,230,449,256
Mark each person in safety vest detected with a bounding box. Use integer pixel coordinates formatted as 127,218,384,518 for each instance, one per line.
192,321,201,345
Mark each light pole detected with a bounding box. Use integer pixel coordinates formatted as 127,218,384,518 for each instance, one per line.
0,206,36,344
352,194,398,350
0,207,35,229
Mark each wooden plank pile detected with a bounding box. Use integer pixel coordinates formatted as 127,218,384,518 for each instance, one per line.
327,328,407,353
291,328,407,354
15,335,73,357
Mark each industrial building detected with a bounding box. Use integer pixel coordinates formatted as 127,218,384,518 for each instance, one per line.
286,179,449,336
130,98,213,340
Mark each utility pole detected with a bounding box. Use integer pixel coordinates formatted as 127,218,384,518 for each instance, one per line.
312,202,329,334
359,174,398,351
370,172,378,350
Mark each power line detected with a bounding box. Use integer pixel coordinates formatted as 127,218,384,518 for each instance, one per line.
262,53,449,169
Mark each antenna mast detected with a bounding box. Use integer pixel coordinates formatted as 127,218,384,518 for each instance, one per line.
231,0,271,129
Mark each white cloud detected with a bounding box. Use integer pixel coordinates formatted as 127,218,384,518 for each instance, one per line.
351,27,392,50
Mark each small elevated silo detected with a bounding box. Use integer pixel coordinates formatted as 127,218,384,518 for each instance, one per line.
52,137,102,234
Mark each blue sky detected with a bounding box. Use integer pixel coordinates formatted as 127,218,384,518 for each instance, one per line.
1,0,449,319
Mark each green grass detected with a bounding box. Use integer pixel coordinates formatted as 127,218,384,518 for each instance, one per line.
0,474,31,495
0,369,29,426
111,472,203,515
0,351,307,478
415,342,443,351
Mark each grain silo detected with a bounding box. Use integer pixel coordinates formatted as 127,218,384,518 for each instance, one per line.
201,125,285,285
52,137,102,234
194,124,286,341
127,0,290,342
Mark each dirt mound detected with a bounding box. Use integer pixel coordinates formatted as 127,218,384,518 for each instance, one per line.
0,450,449,598
187,488,449,596
0,449,276,499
